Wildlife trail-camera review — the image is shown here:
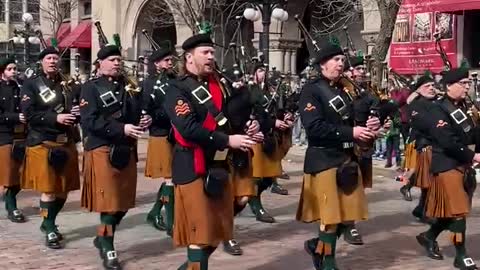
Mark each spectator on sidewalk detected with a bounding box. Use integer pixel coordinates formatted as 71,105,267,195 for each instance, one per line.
384,106,402,168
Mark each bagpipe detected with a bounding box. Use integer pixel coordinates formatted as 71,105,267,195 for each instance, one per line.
94,20,141,95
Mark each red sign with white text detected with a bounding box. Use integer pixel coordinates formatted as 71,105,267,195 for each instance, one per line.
389,0,457,75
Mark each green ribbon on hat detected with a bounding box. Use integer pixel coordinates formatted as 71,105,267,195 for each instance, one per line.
199,21,213,35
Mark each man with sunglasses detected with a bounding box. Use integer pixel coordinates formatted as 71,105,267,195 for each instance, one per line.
0,57,26,223
143,46,176,235
416,68,479,270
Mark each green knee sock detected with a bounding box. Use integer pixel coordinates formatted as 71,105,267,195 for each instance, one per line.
99,213,118,251
187,247,212,270
425,218,448,240
449,218,467,258
248,196,263,214
40,200,58,233
164,185,174,231
54,198,67,217
4,185,21,212
113,211,127,226
148,184,165,217
317,232,337,269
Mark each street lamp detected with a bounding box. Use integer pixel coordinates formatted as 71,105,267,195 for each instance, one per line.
12,13,40,66
243,0,288,67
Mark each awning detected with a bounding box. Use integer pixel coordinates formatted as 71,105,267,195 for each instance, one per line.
58,20,92,49
57,22,71,40
428,0,480,13
46,22,71,46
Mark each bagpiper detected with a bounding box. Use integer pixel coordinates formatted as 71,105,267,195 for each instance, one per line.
416,67,479,269
248,62,288,223
296,43,380,270
164,33,256,270
0,57,26,223
143,45,176,235
221,65,268,256
406,73,437,224
80,45,151,269
21,46,81,249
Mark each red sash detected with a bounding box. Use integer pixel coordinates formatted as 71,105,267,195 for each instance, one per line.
173,76,223,175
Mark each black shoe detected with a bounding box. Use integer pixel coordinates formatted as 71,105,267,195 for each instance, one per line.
45,232,62,249
271,184,288,195
416,232,443,260
103,250,122,270
223,239,243,256
255,208,275,223
146,214,166,231
304,238,322,270
454,256,478,270
344,226,364,245
385,163,392,168
166,228,173,237
279,173,290,180
7,209,26,223
40,224,64,241
400,186,412,201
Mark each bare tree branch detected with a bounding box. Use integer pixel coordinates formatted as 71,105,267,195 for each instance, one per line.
34,0,78,38
310,0,363,37
372,0,401,88
139,0,248,66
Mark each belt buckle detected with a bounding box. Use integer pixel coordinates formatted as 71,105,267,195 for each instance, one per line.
56,134,68,144
450,109,467,124
215,112,228,126
214,150,228,161
343,142,353,149
14,124,25,134
100,91,118,107
328,95,346,113
192,85,212,104
39,87,56,103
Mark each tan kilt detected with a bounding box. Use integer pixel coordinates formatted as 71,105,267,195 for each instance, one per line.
278,129,293,158
403,142,417,170
414,147,432,188
81,146,137,212
173,177,234,247
0,144,22,187
251,143,282,178
230,154,256,197
22,142,80,193
144,136,173,179
359,158,373,189
425,169,469,218
296,168,368,225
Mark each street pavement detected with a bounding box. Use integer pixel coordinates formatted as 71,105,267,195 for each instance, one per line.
1,142,479,270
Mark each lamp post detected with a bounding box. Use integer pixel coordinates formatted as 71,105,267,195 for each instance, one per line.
243,0,288,67
12,13,40,67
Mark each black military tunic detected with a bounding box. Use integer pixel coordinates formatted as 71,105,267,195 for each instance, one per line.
143,72,175,137
21,74,77,146
0,79,24,187
0,80,23,145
